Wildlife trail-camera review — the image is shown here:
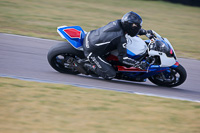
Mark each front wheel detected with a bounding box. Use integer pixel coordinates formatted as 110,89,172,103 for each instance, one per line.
148,64,187,87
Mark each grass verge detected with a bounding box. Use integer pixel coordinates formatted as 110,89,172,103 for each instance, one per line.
0,77,200,133
0,0,200,59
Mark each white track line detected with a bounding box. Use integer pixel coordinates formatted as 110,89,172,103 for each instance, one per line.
1,74,199,103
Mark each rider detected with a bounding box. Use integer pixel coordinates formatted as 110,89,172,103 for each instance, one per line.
83,11,149,79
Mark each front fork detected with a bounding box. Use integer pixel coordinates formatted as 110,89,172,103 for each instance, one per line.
159,61,179,82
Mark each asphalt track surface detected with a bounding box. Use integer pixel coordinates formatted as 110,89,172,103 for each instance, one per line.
0,33,200,102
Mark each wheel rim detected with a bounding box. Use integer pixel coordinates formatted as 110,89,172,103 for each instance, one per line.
153,68,181,86
52,54,78,73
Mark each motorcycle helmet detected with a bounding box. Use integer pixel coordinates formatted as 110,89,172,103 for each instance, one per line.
121,11,143,37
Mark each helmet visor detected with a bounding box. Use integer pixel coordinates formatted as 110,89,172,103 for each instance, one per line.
128,23,141,37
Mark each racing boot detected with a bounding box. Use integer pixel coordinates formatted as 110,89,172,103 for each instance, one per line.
83,63,97,74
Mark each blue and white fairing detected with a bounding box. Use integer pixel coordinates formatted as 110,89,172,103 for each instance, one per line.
126,35,148,59
148,30,177,67
57,26,86,50
111,35,148,59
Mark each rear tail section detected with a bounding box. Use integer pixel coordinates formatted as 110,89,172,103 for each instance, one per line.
57,26,86,50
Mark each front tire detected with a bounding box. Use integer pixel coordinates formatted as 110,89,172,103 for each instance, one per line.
148,64,187,87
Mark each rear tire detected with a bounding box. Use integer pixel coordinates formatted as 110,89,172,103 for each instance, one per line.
148,64,187,87
47,42,84,74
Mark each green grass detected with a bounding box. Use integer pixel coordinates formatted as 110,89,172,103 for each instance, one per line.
0,77,200,133
0,0,200,59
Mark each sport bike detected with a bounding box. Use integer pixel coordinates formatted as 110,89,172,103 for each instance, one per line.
47,25,187,87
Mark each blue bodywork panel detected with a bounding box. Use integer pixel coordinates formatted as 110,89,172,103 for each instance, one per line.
57,26,85,49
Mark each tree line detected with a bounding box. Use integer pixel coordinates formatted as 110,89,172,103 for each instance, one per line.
164,0,200,7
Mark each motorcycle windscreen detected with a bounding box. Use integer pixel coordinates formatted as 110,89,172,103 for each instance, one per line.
126,35,147,59
57,26,86,49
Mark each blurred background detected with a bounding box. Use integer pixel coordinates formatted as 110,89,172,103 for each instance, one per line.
0,0,200,59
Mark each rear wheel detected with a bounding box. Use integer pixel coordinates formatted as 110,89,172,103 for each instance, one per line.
148,64,187,87
47,42,84,74
48,53,80,74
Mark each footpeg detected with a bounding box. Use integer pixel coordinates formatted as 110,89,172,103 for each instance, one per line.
73,60,88,75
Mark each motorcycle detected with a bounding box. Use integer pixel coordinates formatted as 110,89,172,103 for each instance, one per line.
47,25,187,87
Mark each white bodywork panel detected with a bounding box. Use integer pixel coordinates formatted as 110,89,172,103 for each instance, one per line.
126,35,148,56
111,35,147,56
148,50,176,67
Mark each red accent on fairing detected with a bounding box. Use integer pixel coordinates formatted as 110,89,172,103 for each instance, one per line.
107,55,146,72
117,66,146,72
156,69,167,73
170,49,173,55
174,61,179,66
106,54,119,61
63,28,81,39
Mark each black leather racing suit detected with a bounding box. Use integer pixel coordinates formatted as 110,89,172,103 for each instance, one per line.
83,19,141,79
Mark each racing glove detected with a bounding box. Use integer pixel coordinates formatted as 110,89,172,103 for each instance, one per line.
138,29,155,39
146,30,155,39
138,29,147,35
